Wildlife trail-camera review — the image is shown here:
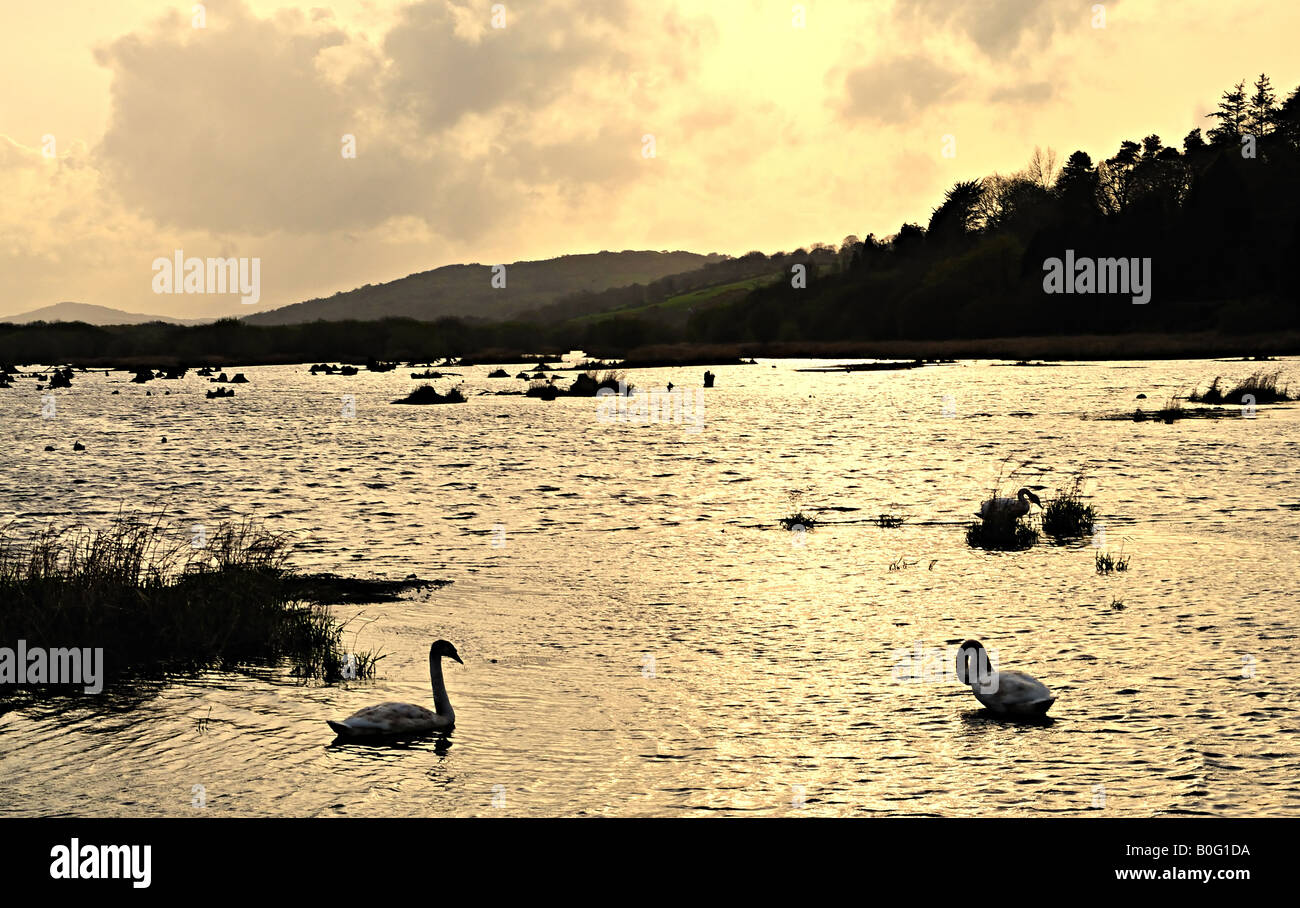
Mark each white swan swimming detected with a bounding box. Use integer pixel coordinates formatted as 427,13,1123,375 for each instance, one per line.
327,639,463,739
956,639,1055,717
976,487,1042,521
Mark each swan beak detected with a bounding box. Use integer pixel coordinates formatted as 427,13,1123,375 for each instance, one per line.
452,653,464,664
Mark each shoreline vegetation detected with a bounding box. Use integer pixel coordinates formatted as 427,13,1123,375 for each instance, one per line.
1,330,1299,372
0,514,446,703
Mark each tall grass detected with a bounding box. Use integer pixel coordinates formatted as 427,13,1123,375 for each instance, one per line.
1041,475,1097,540
1095,546,1131,574
1189,369,1293,405
0,513,381,698
1121,395,1184,422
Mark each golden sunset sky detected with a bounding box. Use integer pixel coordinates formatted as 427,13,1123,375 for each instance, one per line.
2,0,1297,317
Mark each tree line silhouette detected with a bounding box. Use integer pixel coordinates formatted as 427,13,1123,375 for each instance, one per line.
2,75,1298,365
684,73,1300,345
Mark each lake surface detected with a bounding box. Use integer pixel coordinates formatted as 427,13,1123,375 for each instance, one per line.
2,357,1298,816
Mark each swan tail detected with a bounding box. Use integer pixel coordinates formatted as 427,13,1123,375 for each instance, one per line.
327,720,353,737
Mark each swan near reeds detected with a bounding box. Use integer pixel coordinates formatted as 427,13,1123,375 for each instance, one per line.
976,488,1041,521
956,639,1055,717
327,639,462,739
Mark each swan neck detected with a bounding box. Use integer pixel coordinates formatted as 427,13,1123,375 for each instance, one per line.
430,654,453,719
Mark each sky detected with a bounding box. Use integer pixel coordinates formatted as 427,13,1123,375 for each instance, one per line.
2,0,1297,317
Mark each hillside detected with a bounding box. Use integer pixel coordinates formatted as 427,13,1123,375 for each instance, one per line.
0,302,211,326
244,250,724,325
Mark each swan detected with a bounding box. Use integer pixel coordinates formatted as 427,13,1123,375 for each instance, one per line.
955,639,1055,717
327,639,463,739
976,487,1041,521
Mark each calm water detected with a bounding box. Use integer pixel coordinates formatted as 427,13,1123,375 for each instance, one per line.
2,358,1298,817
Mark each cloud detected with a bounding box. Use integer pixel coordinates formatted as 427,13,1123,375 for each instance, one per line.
93,4,404,234
833,2,1086,126
894,0,1105,57
89,0,709,239
839,55,962,124
989,80,1057,104
380,0,636,131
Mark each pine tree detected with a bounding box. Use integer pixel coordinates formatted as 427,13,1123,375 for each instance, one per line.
1248,73,1277,136
926,180,984,242
1207,80,1248,144
1277,87,1300,146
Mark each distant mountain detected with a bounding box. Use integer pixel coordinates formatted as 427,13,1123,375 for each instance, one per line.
243,250,724,325
0,302,213,326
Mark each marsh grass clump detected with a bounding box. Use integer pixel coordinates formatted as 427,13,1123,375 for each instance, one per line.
778,488,821,532
567,370,633,397
526,380,559,400
1188,376,1226,404
1119,396,1195,422
1148,397,1184,423
1231,369,1292,403
1041,476,1097,540
779,510,818,531
0,514,386,700
1190,370,1293,405
1119,397,1241,421
392,383,466,405
1096,546,1131,574
966,515,1039,551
